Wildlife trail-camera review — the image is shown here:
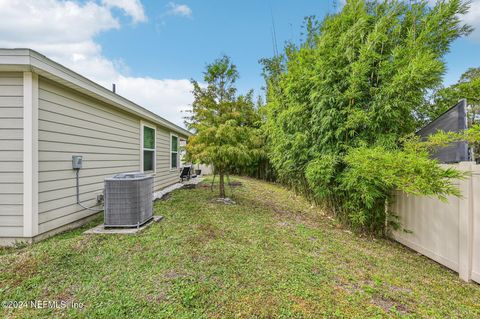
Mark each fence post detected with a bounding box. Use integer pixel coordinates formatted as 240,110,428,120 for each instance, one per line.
458,161,474,282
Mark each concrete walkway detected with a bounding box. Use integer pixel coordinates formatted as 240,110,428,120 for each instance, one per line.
153,176,204,200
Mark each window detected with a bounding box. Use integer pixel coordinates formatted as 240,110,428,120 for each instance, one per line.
142,125,156,172
171,134,178,170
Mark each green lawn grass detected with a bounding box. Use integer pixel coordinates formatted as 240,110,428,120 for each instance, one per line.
1,177,479,318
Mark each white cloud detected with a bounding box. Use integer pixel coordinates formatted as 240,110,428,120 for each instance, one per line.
0,1,119,43
115,77,193,126
102,0,147,23
166,2,192,18
339,0,480,42
426,0,480,41
462,0,480,41
0,0,192,127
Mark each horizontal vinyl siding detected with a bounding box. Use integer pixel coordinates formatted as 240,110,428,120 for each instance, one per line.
0,72,23,237
154,128,180,190
37,78,141,234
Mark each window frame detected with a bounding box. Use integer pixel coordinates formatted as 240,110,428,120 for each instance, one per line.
170,133,179,171
140,122,156,174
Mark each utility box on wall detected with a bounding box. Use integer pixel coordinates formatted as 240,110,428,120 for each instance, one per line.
72,155,83,169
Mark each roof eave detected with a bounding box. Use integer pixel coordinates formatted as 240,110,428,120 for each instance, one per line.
0,48,192,137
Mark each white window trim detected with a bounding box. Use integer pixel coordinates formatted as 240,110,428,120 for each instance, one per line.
170,133,179,171
140,121,156,174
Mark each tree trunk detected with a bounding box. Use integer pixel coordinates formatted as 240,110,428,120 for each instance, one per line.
219,172,226,198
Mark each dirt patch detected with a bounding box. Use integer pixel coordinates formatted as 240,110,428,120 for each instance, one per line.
372,295,410,315
6,252,41,285
334,278,362,294
71,236,93,251
145,292,167,304
183,184,197,189
227,181,242,187
276,221,294,229
55,290,75,304
198,181,242,188
220,293,280,319
185,223,224,249
388,284,413,294
197,223,224,240
190,254,210,263
212,197,236,205
287,295,317,317
163,270,185,280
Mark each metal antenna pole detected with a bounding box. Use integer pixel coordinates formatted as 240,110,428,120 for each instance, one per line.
270,4,279,57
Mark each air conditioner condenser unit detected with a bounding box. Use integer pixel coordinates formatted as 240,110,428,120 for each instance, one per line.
104,172,154,228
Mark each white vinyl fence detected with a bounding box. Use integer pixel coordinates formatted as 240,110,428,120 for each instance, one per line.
391,162,480,283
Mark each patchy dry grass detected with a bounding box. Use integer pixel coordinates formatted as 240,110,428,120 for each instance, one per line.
1,177,479,318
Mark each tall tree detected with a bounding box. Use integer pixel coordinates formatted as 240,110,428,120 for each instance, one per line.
186,56,259,198
418,67,480,126
262,0,471,233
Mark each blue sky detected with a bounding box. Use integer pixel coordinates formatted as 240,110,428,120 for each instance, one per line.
444,38,480,85
98,0,480,91
0,0,479,127
97,0,335,95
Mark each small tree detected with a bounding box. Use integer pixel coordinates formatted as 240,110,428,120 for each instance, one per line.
186,56,258,198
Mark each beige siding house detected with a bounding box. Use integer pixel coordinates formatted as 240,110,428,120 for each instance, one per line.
0,49,190,246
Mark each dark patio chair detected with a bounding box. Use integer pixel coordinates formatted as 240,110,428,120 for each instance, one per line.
180,166,191,182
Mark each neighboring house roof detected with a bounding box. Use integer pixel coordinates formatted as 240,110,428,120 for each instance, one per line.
0,48,191,137
416,99,469,163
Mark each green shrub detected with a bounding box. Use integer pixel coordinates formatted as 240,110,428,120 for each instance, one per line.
340,143,463,234
261,0,472,234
